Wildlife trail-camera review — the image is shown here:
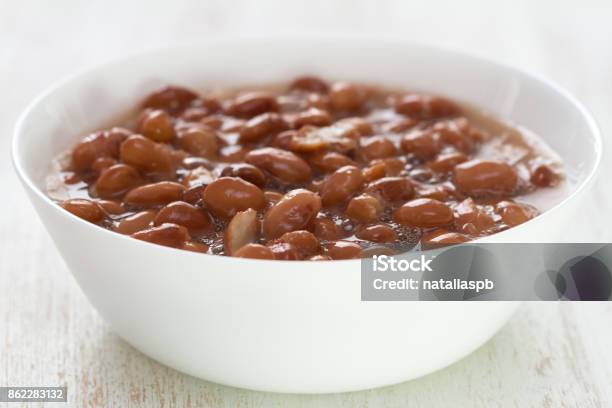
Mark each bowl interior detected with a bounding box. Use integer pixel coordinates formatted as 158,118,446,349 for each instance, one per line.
14,38,601,216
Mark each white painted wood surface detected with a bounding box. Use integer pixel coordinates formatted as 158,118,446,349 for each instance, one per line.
2,0,612,406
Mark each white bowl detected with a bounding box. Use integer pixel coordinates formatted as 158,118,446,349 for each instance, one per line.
12,37,601,393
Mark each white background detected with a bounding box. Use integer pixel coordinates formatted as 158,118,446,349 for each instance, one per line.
1,0,612,406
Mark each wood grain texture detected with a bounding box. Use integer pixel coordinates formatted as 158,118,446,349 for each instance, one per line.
1,0,612,406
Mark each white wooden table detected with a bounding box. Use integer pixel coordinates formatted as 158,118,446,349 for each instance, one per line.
2,0,612,406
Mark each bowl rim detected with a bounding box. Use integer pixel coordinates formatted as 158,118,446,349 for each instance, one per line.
11,35,604,264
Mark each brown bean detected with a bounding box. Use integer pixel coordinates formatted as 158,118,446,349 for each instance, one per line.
322,240,363,260
530,164,560,187
309,255,332,261
346,194,382,223
293,108,332,128
220,163,266,187
60,199,105,224
131,223,190,248
233,243,275,259
394,94,459,119
239,112,288,143
453,160,518,197
124,182,186,207
495,201,537,227
362,162,387,182
91,157,117,176
263,189,321,239
336,117,374,137
181,166,215,188
71,129,130,173
119,135,175,178
245,147,312,183
359,136,398,161
224,208,259,255
264,191,283,205
453,198,495,235
183,241,210,253
426,152,468,173
308,151,355,173
329,82,365,111
394,198,453,228
312,215,344,241
203,177,265,218
366,177,414,202
290,125,358,153
94,164,142,199
420,229,471,249
320,165,364,207
355,223,398,243
290,76,329,93
268,242,299,260
225,92,279,118
154,201,213,235
142,85,199,114
400,130,441,160
137,109,176,142
113,210,157,234
178,126,218,158
433,124,473,154
278,230,319,258
96,199,125,215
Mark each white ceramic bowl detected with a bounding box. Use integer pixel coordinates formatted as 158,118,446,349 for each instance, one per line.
13,37,601,394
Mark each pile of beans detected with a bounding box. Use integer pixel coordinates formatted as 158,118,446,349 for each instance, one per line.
52,77,561,260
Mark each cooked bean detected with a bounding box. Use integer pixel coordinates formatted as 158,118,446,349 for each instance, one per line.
495,200,537,227
346,194,382,223
290,76,329,93
530,164,560,187
60,199,105,224
426,152,468,173
268,242,299,260
225,92,279,118
96,199,125,215
277,230,319,258
355,223,398,243
400,130,441,160
233,243,275,259
154,201,213,235
203,177,265,218
245,147,312,183
263,189,321,239
224,208,259,255
142,85,199,113
312,215,344,240
119,135,175,178
91,157,117,176
308,151,356,173
394,198,453,228
453,160,518,197
94,164,142,199
72,129,130,173
320,165,364,206
182,241,210,253
329,82,365,111
293,108,332,128
131,223,190,248
322,240,363,260
362,162,387,182
181,166,215,188
366,177,414,202
220,163,266,187
420,229,471,249
124,181,186,207
309,255,332,261
113,210,157,234
138,109,176,142
453,198,495,235
359,136,398,161
394,94,459,119
239,112,288,143
178,126,218,158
